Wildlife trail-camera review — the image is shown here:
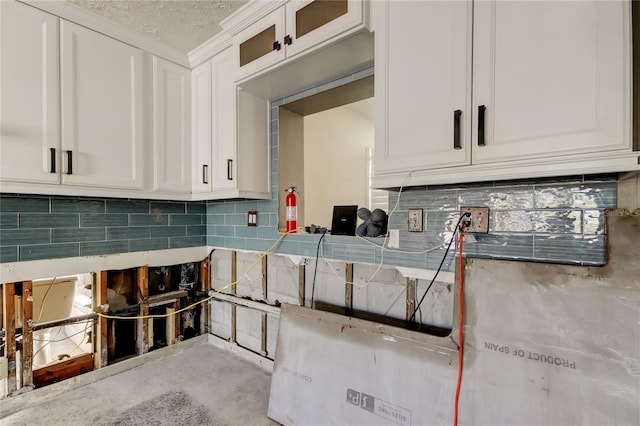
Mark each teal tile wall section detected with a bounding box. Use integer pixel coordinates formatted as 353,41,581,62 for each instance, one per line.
0,194,206,262
206,67,617,269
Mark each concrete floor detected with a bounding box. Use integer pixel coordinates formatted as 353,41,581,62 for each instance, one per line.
0,337,277,425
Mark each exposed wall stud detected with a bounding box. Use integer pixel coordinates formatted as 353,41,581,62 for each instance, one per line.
230,251,237,343
21,280,33,389
199,257,211,335
136,266,149,355
345,264,354,315
94,271,108,368
298,263,306,307
261,255,268,356
166,307,176,345
3,283,17,394
406,278,417,323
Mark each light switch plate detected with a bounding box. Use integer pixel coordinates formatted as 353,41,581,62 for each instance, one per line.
408,208,423,232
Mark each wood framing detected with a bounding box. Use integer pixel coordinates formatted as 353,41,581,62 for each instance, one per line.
298,263,306,307
230,251,237,343
345,263,354,315
262,255,268,301
166,307,176,345
21,280,34,389
406,278,417,323
94,271,108,368
136,265,149,355
199,257,211,335
3,282,17,394
33,352,94,388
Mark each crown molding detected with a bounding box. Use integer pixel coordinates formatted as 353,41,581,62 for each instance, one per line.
19,0,190,68
220,0,287,36
188,31,233,68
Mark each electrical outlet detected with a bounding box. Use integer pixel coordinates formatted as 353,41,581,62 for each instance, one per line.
460,207,490,233
248,211,258,227
388,229,399,248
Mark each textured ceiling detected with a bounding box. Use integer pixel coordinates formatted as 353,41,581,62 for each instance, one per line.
70,0,249,53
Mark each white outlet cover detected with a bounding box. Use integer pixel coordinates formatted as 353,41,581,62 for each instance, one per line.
388,230,399,248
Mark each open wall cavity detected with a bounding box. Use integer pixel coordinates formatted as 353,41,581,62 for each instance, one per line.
1,257,210,397
208,249,453,361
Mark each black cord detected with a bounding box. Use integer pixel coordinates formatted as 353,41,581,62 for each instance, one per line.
409,213,470,326
310,230,328,308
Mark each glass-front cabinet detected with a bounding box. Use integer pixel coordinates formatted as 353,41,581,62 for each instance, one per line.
233,0,365,81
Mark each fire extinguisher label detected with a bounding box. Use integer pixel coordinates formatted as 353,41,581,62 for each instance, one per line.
286,206,296,221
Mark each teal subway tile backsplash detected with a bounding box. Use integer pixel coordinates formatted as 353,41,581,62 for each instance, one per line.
0,213,18,229
0,246,18,263
20,243,79,261
0,196,49,212
1,229,51,246
80,213,128,227
129,214,169,226
130,238,169,252
107,226,150,240
51,198,105,213
81,240,129,256
106,199,149,213
20,213,79,228
170,214,202,225
52,227,105,243
150,201,186,214
151,226,186,238
0,194,206,262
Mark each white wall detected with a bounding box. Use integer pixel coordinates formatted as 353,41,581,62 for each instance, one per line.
303,99,374,228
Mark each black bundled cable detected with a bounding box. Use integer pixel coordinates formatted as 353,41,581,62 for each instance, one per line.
408,213,471,328
310,229,328,308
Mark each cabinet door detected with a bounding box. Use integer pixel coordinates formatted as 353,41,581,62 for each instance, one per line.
285,0,364,58
0,1,60,184
60,20,144,189
153,57,191,193
375,0,472,174
211,49,238,192
472,0,631,163
233,8,286,81
191,60,212,194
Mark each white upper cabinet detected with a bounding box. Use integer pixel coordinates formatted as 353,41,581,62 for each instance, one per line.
472,0,631,163
375,0,472,174
210,49,239,193
190,48,271,200
191,60,213,194
233,0,366,81
60,20,145,189
374,0,636,187
153,57,191,193
0,1,60,184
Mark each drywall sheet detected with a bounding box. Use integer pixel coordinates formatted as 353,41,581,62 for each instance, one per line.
268,304,458,425
269,210,639,425
460,210,640,425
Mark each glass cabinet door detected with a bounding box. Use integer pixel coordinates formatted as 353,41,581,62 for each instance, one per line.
234,8,285,80
285,0,364,57
295,0,348,39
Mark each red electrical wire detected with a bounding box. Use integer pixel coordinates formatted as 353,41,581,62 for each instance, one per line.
453,228,465,426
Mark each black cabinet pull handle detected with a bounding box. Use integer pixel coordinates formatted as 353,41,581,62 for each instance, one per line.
477,105,486,147
203,164,209,184
453,109,462,150
50,147,56,173
227,159,233,181
273,41,281,51
284,35,292,45
66,150,73,175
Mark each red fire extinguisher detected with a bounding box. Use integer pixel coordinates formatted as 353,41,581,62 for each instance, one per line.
285,186,297,233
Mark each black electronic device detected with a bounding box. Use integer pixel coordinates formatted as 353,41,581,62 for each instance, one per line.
331,205,358,236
